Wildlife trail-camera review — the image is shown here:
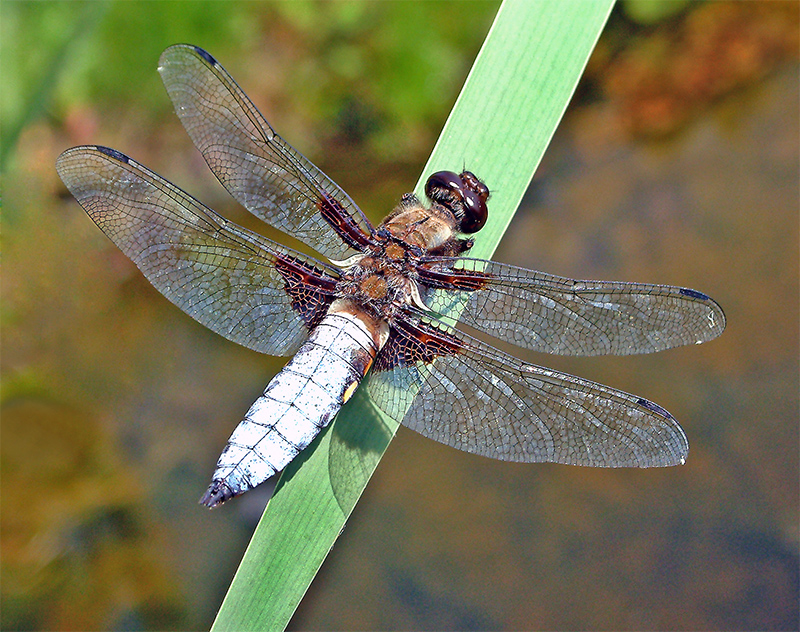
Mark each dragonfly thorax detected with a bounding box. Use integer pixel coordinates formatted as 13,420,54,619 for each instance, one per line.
337,252,421,321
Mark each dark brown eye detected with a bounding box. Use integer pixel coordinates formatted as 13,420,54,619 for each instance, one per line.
459,189,488,233
425,170,489,233
425,171,464,204
456,171,489,233
460,171,489,204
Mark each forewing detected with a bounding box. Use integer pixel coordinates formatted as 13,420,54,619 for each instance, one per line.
157,44,373,260
56,145,339,356
418,258,726,356
367,315,688,467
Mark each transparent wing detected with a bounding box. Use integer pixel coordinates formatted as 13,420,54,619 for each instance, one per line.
157,44,374,260
417,257,726,356
367,315,688,467
56,145,339,356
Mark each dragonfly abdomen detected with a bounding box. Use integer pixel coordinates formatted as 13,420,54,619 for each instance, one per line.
200,301,387,507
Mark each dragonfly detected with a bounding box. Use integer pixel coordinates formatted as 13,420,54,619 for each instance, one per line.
56,44,726,508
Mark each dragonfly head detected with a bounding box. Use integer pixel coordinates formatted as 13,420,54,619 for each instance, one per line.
424,170,489,234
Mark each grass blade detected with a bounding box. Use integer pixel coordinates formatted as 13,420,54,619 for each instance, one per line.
211,0,615,629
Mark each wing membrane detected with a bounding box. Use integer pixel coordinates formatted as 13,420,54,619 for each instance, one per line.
419,258,726,356
367,315,688,467
157,44,373,260
56,145,339,356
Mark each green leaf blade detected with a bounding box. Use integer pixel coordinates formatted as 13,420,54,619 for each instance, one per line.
211,1,615,630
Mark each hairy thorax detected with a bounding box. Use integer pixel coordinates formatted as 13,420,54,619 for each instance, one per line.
335,194,470,321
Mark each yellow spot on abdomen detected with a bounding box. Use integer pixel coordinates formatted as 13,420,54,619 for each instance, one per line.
343,381,359,403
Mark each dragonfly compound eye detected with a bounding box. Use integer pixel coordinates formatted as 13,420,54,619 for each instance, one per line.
459,189,488,233
425,171,465,205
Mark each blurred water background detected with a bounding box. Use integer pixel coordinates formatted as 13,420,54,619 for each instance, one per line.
2,1,798,629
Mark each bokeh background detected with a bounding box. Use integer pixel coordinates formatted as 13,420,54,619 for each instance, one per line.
2,1,798,630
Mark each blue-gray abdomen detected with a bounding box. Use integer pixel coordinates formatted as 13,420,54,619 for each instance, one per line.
200,300,387,507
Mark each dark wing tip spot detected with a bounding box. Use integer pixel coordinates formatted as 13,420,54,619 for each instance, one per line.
637,397,674,420
95,146,130,164
679,287,710,301
193,46,217,66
